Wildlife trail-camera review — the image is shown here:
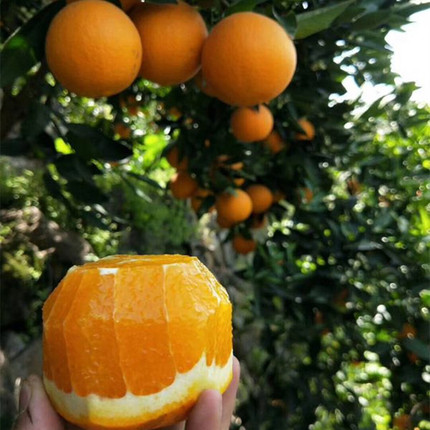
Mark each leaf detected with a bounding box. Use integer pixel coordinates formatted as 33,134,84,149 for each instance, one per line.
0,1,65,87
403,339,430,361
126,171,164,190
351,10,393,31
272,7,297,37
66,180,108,204
21,103,52,139
226,0,265,16
295,0,355,39
0,138,31,156
54,154,101,183
66,124,133,161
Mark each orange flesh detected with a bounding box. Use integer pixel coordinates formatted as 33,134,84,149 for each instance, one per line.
43,255,232,401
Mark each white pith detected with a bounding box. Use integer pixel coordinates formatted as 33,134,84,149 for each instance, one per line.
44,353,233,426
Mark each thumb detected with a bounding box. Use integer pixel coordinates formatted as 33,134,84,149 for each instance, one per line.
14,374,65,430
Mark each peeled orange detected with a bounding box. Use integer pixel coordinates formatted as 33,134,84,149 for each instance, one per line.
43,255,233,430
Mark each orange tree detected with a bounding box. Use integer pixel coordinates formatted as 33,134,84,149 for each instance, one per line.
1,0,429,429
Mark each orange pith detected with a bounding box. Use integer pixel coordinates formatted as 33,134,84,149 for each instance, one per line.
46,0,142,98
43,255,233,430
230,105,274,142
201,12,297,107
130,2,208,86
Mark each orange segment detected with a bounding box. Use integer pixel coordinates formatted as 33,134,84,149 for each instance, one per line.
114,266,176,395
43,269,84,393
63,270,126,398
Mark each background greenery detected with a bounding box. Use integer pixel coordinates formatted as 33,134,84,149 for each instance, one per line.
1,0,429,429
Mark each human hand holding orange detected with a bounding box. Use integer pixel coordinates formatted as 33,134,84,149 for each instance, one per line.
15,356,240,430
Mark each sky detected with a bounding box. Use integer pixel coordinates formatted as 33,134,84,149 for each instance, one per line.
386,7,430,104
341,7,430,106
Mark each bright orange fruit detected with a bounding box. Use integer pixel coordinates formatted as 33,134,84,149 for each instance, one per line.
215,189,253,224
130,1,208,86
46,0,142,98
246,184,273,214
202,12,297,106
295,118,315,141
43,255,233,430
232,235,257,255
230,105,274,142
170,171,198,199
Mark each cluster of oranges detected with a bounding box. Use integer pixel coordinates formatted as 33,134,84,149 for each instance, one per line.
45,0,309,255
45,0,297,107
166,114,315,255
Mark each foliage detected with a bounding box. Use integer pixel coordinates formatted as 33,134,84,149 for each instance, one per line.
1,0,429,429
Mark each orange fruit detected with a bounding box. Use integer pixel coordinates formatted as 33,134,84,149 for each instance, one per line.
130,2,208,86
302,187,314,204
264,130,286,154
232,235,257,255
234,178,245,187
46,0,142,98
191,189,213,213
230,105,274,142
216,215,235,229
398,323,417,339
215,189,253,224
295,118,315,141
166,146,189,170
170,172,198,199
114,123,131,139
246,184,273,214
272,190,285,203
393,414,412,430
66,0,140,11
43,255,233,430
194,69,217,97
201,12,296,107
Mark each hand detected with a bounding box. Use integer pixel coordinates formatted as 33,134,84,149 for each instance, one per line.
14,356,240,430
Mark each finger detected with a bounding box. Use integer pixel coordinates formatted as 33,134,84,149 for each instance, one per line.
185,390,222,430
221,357,240,429
14,375,65,430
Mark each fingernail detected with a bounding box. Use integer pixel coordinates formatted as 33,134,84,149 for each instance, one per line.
18,379,32,414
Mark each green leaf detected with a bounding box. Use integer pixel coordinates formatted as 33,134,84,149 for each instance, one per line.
0,1,65,87
66,124,133,161
21,103,52,139
351,10,393,31
126,172,164,190
0,138,31,156
66,180,108,204
403,339,430,361
295,0,355,39
54,154,101,183
226,0,265,16
272,7,297,37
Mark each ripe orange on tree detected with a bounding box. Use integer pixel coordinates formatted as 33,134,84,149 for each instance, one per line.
393,414,412,430
295,118,315,141
230,105,274,142
166,146,189,171
215,189,253,224
232,235,257,255
46,0,142,98
202,12,297,106
130,1,208,86
43,255,233,430
264,130,286,154
246,184,273,214
113,123,131,139
170,172,198,199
